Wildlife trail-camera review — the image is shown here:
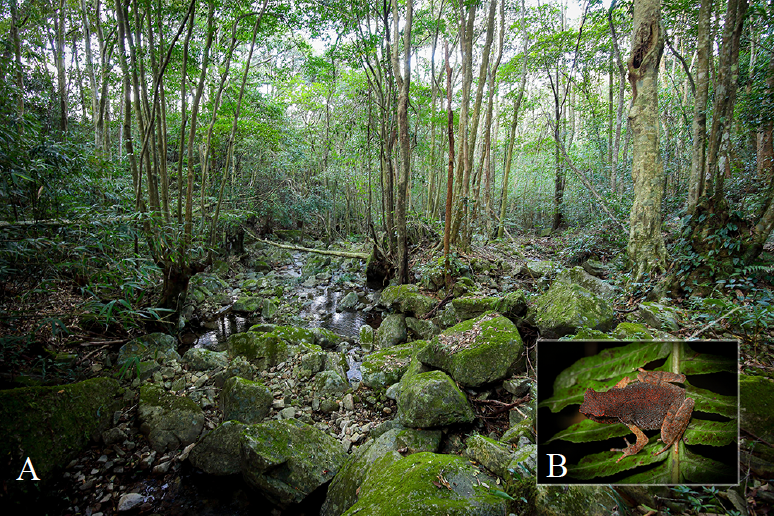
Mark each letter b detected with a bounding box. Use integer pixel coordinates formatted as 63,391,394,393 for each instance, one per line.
546,454,567,478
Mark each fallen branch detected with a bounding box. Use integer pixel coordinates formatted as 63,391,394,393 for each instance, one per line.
243,227,369,259
420,291,454,320
687,305,742,340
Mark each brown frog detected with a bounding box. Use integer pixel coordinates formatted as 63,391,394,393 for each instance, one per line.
579,367,694,462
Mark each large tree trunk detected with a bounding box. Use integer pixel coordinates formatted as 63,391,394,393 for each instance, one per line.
626,0,667,280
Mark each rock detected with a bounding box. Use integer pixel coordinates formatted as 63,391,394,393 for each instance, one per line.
280,407,297,419
536,485,618,516
138,384,204,453
117,333,180,366
321,427,442,516
221,376,272,424
227,332,289,370
432,303,459,330
342,394,355,411
612,322,654,340
417,313,524,388
740,375,774,442
240,418,347,506
520,260,557,277
503,378,534,398
339,291,359,311
582,259,608,277
501,419,535,444
637,301,681,332
396,370,475,428
451,291,527,322
378,284,436,317
375,314,408,348
359,325,374,350
182,348,229,370
361,342,423,389
313,370,349,394
533,282,615,338
102,426,128,446
0,378,120,483
224,355,258,382
464,434,523,478
117,492,145,512
262,298,278,319
232,295,263,313
270,325,317,347
301,351,327,374
342,452,507,516
312,327,342,349
555,266,619,300
405,317,439,340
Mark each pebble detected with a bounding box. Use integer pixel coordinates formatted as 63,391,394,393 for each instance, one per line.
117,493,145,512
342,394,354,411
152,461,171,474
382,407,392,415
280,407,297,419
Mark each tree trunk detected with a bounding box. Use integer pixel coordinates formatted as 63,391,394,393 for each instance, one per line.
10,0,24,118
627,0,667,280
444,40,455,289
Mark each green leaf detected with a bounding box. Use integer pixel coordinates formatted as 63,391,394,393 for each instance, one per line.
569,440,668,480
684,419,737,446
618,458,674,483
680,352,736,375
545,418,631,444
686,382,737,418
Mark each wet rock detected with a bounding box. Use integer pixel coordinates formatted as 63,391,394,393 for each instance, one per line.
300,351,327,374
358,325,374,351
262,299,278,319
188,420,245,476
536,485,618,516
450,291,527,322
117,492,145,512
342,452,506,516
224,356,258,382
404,317,439,340
280,407,297,419
361,342,421,389
432,303,459,330
533,282,615,338
396,370,475,428
313,370,349,394
117,333,180,366
227,331,289,371
321,426,442,516
138,384,204,453
232,295,263,313
378,284,436,317
339,291,359,311
0,378,120,482
417,313,524,388
312,328,342,349
555,266,619,300
240,418,347,506
464,434,529,478
221,377,272,424
375,314,407,348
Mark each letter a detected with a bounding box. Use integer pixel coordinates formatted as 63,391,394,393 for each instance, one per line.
16,457,40,480
546,454,568,478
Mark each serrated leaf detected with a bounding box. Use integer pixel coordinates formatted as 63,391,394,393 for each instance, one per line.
539,374,633,412
569,440,667,480
546,418,632,444
618,458,674,483
680,352,736,375
686,382,737,418
684,419,737,446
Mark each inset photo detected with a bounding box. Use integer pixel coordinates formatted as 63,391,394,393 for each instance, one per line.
536,340,738,485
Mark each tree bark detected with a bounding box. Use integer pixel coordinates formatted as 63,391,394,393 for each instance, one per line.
444,40,455,289
627,0,667,280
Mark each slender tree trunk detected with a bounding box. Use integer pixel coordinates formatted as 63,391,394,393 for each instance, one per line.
10,0,24,118
687,0,712,214
54,0,68,138
627,0,667,280
444,40,455,289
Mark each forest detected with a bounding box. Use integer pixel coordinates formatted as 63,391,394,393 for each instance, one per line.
1,0,774,513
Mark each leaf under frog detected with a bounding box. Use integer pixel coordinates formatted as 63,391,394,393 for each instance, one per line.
684,419,736,446
545,418,631,444
680,351,737,376
686,382,737,418
569,440,667,480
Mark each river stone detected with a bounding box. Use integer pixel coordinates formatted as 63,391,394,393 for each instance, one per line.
138,384,204,453
397,370,474,428
359,325,374,351
464,434,522,478
417,313,524,388
221,376,272,424
240,418,347,506
520,260,558,277
117,492,145,512
232,295,263,313
637,301,681,332
301,351,327,374
321,426,442,516
378,284,436,317
361,342,422,389
262,298,278,319
341,452,507,516
188,420,245,475
182,348,229,371
225,355,258,382
313,370,349,394
405,317,439,340
0,378,120,484
451,291,527,322
227,331,289,370
117,333,179,366
375,314,407,348
534,282,615,338
536,485,618,516
312,327,341,349
555,266,619,300
339,291,359,311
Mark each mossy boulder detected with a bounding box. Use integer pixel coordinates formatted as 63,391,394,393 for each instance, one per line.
417,313,524,388
227,331,289,370
397,370,475,428
188,420,246,476
405,317,440,340
534,282,615,338
221,377,273,424
637,301,681,332
182,348,229,370
554,266,619,300
117,332,179,366
0,378,120,484
536,485,619,516
612,322,653,340
451,291,527,322
312,327,342,349
232,295,263,313
375,313,408,348
240,418,347,506
339,291,359,311
464,434,533,479
361,342,420,389
520,260,558,277
379,284,436,317
313,370,349,394
271,325,316,346
321,426,442,516
740,375,774,442
341,452,507,516
188,272,230,301
138,384,204,453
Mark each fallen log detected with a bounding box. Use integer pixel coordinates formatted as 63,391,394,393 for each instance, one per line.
243,227,369,260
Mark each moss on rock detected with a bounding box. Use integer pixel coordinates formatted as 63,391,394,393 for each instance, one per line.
740,375,774,442
188,420,246,476
535,282,615,338
138,384,204,452
379,284,436,317
222,377,272,424
417,313,524,388
117,332,179,366
397,370,475,428
227,331,289,370
375,314,408,348
361,342,418,389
